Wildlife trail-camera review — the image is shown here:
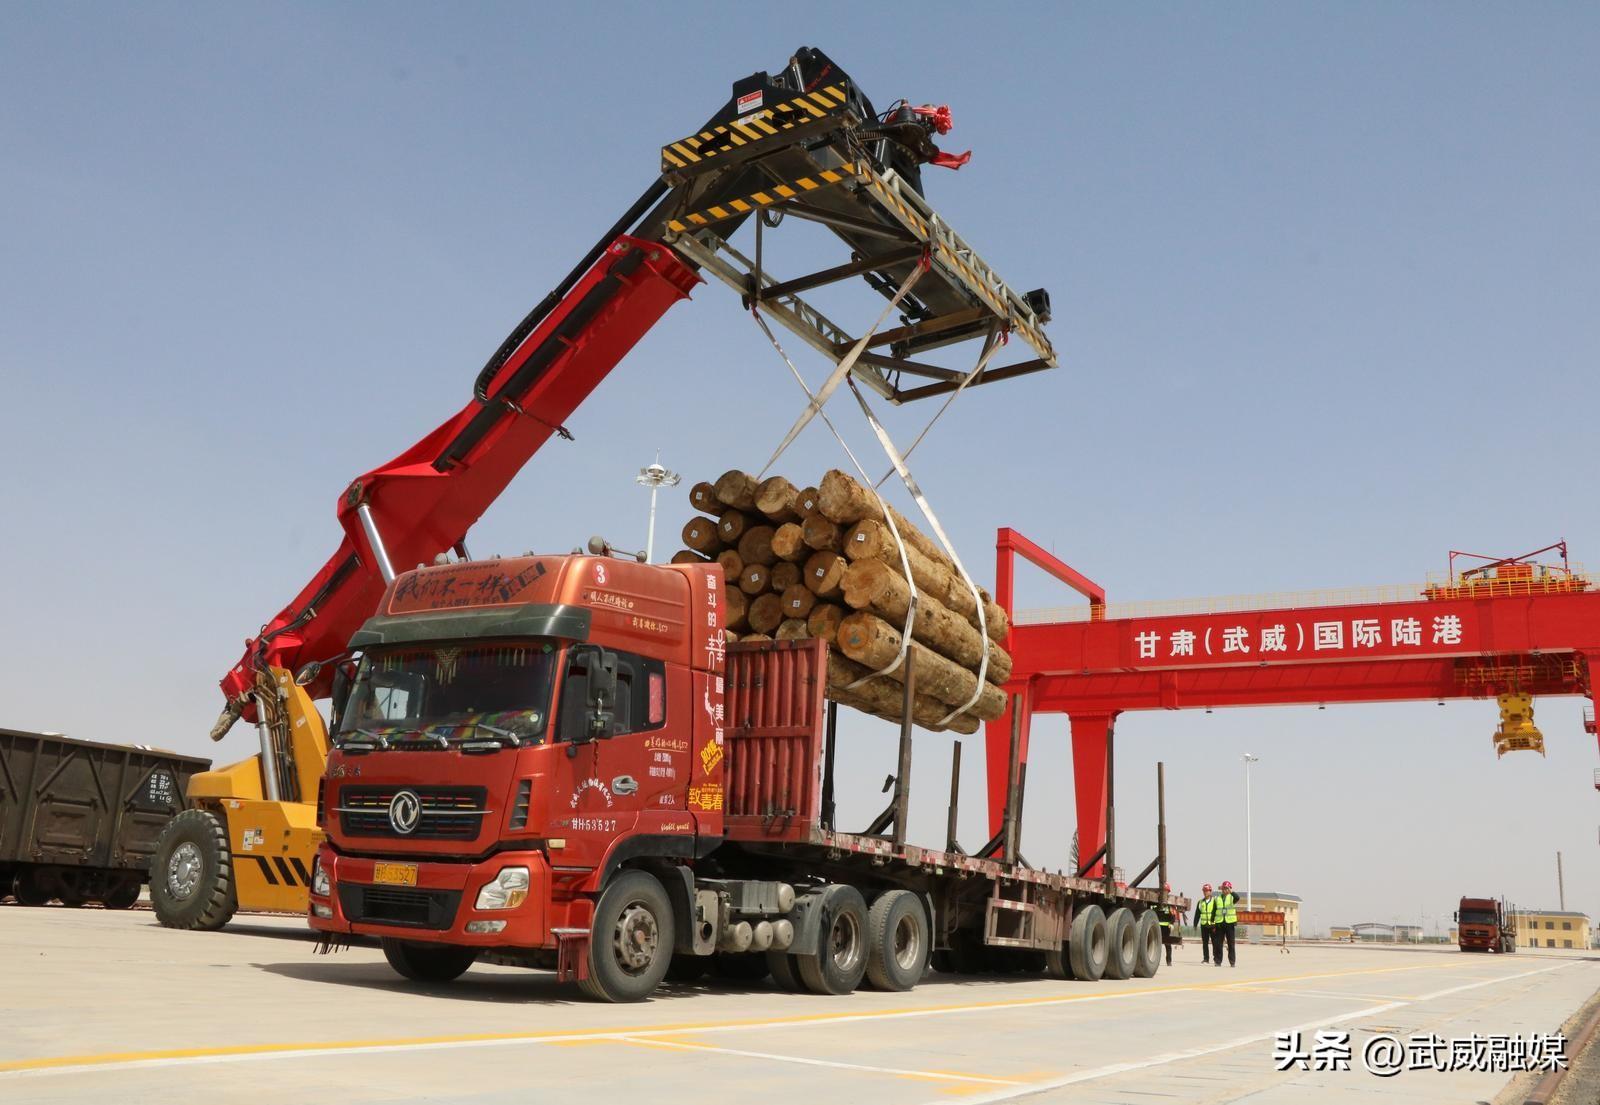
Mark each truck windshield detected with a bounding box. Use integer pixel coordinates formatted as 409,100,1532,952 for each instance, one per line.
1460,910,1497,926
336,641,556,746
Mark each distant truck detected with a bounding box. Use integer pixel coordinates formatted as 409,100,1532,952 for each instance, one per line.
1456,896,1517,953
0,728,210,907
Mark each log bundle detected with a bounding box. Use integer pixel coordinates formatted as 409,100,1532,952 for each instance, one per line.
673,469,1013,734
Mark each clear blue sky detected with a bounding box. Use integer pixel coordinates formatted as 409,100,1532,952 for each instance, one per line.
3,4,1597,934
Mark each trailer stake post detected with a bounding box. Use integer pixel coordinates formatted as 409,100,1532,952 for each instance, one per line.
821,699,839,831
1103,718,1116,896
1003,694,1022,865
946,739,963,853
892,651,916,848
1157,761,1168,898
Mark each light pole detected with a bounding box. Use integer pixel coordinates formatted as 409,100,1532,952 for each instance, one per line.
1244,753,1259,910
634,455,680,563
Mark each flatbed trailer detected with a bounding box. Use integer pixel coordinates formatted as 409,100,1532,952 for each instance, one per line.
309,554,1186,1000
0,728,210,907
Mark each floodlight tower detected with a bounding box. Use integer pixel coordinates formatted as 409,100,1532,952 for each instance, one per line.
635,454,681,563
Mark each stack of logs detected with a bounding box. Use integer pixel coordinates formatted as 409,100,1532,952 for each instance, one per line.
671,469,1012,736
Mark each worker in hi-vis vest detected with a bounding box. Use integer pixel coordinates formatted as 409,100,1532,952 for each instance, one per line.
1157,884,1178,966
1193,883,1216,964
1210,880,1242,967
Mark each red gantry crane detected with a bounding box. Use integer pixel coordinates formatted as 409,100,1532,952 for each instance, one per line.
983,535,1600,879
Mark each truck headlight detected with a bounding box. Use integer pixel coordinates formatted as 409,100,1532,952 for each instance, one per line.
312,855,331,897
474,866,530,911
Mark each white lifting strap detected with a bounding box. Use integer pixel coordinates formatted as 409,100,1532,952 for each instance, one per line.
874,323,1006,489
846,374,990,727
748,309,920,690
755,259,927,481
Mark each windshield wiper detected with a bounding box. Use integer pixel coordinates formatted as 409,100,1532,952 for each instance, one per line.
459,721,520,753
338,727,390,753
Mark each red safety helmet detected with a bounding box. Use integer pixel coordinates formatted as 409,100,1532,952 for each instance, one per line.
1163,883,1172,892
1221,880,1234,890
1203,883,1213,893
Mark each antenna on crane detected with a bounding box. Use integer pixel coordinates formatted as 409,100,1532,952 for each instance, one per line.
635,453,681,564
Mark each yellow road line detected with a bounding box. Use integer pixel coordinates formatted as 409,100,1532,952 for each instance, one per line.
0,960,1500,1079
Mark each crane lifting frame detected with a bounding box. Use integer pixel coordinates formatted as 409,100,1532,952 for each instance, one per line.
661,92,1055,405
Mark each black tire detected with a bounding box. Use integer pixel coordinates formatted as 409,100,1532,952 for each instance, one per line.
580,870,675,1003
103,877,141,910
381,939,477,983
12,870,50,907
1068,904,1108,982
946,929,988,974
664,956,710,983
713,954,772,984
865,890,929,992
767,949,805,991
1045,945,1074,979
1132,911,1162,978
1103,908,1137,980
798,884,869,995
149,809,237,931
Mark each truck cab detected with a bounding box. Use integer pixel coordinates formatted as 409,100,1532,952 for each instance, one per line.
309,553,732,998
1456,896,1516,953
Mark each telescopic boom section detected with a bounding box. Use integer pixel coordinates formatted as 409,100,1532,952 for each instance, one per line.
221,239,698,710
220,45,1057,719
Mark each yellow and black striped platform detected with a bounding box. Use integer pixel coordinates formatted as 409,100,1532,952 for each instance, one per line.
665,161,857,235
660,83,852,173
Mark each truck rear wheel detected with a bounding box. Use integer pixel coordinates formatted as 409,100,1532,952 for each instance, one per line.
865,890,928,992
1103,908,1137,979
798,884,869,995
767,950,805,991
382,939,477,983
1045,946,1074,979
1068,905,1108,981
1132,911,1162,977
149,809,237,931
581,870,675,1003
12,870,50,907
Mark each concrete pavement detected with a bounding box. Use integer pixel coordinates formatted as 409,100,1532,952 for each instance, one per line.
2,906,1596,1104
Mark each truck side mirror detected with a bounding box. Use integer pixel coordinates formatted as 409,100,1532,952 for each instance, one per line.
564,645,618,750
1452,911,1459,922
586,650,619,741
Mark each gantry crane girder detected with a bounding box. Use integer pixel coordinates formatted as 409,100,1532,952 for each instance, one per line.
983,528,1600,878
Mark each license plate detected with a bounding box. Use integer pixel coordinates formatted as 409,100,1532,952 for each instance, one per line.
371,862,417,887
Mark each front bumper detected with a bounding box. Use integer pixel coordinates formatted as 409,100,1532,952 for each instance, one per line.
308,845,549,948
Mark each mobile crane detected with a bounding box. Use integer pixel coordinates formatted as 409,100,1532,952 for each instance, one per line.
150,46,1058,930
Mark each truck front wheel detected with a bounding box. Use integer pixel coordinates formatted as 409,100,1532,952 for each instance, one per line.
581,870,675,1003
149,809,237,931
382,939,477,983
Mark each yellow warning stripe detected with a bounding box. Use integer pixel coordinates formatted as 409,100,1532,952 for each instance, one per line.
666,163,856,234
661,84,848,170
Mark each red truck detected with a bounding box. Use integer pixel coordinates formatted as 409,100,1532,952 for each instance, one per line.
1456,896,1517,953
308,552,1183,1001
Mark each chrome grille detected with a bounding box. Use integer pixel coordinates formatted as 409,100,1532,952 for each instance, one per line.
335,785,490,839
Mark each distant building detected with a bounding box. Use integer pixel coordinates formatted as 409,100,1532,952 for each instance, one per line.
1509,910,1591,950
1330,925,1354,941
1348,922,1423,942
1240,891,1301,939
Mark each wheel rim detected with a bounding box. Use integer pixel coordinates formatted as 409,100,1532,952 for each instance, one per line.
892,912,922,971
829,909,863,973
612,901,660,976
167,842,202,901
